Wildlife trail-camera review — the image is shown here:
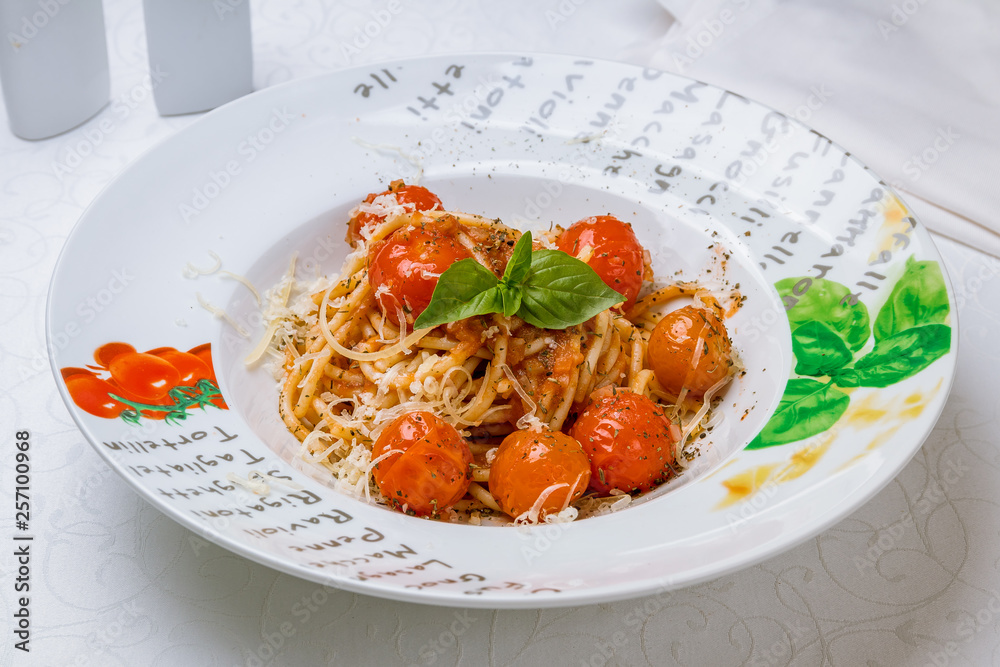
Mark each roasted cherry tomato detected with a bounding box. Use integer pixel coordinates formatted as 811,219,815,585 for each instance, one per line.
372,411,473,517
65,374,128,419
571,390,679,495
556,215,645,311
488,430,590,520
146,347,212,386
348,181,443,247
368,220,471,326
108,352,180,401
93,342,135,368
647,305,733,399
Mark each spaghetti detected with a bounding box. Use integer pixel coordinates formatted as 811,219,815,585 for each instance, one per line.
261,183,739,524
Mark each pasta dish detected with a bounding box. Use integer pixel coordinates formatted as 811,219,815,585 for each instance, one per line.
257,181,739,525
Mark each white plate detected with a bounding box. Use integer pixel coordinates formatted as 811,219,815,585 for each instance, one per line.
48,53,957,608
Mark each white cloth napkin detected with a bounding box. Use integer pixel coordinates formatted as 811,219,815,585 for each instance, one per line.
649,0,1000,257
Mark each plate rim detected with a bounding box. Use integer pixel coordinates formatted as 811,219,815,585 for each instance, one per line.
45,50,961,609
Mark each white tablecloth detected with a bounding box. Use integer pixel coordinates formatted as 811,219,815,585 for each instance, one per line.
2,1,999,665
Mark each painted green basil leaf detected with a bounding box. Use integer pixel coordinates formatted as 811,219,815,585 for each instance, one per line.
833,324,951,388
791,321,854,377
873,257,950,341
776,277,870,352
746,378,850,450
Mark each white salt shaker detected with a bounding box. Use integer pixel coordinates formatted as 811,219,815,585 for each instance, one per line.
0,0,110,140
143,0,254,116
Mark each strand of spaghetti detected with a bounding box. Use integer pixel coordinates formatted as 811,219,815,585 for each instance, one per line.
630,369,656,396
365,210,419,246
416,334,484,384
549,362,581,431
320,279,430,362
575,311,610,403
373,348,411,374
310,266,366,306
294,345,334,418
366,309,389,341
279,367,311,441
548,333,583,431
471,468,490,483
416,336,493,359
322,366,365,385
626,283,698,319
627,326,644,389
523,336,555,357
323,282,372,343
597,339,630,391
596,327,622,377
462,331,509,421
467,482,502,512
451,499,490,512
609,317,639,388
332,292,377,349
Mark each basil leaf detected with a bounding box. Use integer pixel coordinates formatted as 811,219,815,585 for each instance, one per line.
791,320,853,377
746,378,850,449
776,277,870,352
873,256,950,341
501,283,522,318
833,324,951,388
503,230,533,285
413,259,501,329
517,249,625,329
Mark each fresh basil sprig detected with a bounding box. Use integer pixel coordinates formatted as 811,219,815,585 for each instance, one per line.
412,231,625,330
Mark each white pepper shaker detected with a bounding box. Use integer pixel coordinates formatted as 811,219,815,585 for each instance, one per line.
143,0,254,116
0,0,110,140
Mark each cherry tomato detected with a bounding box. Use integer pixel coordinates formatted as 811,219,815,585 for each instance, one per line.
65,374,128,419
108,352,180,401
372,411,473,517
93,342,136,368
488,430,590,520
146,347,212,386
570,390,679,495
556,215,645,311
348,181,443,246
647,305,733,399
369,220,471,326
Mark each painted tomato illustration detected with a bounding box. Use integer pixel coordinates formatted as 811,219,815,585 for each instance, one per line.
62,341,227,424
